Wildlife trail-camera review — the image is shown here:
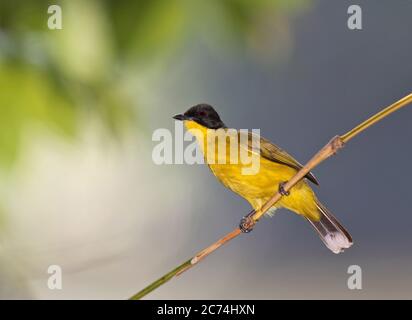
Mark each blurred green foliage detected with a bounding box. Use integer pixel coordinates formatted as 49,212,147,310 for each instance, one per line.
0,0,309,169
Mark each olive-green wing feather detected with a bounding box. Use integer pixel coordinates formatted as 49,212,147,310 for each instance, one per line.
242,131,319,185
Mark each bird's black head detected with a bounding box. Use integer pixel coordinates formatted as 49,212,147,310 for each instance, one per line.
173,104,226,129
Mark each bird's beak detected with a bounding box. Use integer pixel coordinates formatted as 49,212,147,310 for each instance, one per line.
173,114,186,121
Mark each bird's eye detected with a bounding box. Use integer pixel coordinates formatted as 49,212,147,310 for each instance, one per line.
198,111,207,117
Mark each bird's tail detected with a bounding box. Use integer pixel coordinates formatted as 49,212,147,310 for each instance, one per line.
306,200,353,254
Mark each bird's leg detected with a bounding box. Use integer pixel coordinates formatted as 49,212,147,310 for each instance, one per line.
278,181,290,196
239,210,256,233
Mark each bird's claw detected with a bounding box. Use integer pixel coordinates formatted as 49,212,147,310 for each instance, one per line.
278,181,290,196
239,216,255,233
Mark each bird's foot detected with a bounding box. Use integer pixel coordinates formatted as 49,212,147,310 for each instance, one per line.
239,210,256,233
278,181,290,196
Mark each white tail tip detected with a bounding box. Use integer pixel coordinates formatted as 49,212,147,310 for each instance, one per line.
324,232,353,254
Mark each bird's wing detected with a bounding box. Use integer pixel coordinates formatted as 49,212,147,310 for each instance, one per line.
240,131,319,185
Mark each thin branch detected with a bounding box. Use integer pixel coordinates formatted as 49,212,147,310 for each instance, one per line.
129,93,412,300
129,259,192,300
341,93,412,142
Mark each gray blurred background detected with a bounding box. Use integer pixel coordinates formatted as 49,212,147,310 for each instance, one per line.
0,0,411,299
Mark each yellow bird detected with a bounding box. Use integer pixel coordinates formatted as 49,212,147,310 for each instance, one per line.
174,104,352,253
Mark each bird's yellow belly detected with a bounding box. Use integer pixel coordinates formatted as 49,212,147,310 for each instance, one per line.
209,158,319,220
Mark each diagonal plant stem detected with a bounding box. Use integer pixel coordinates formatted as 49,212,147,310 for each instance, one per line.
129,93,412,300
129,259,192,300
